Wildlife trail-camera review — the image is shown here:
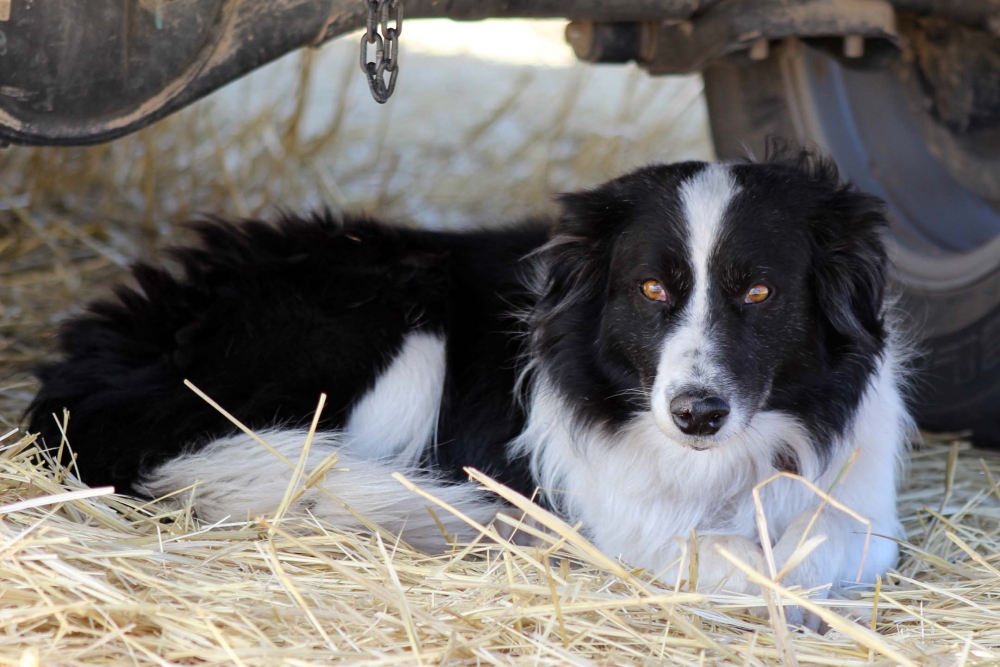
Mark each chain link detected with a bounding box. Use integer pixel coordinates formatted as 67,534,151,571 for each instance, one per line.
360,0,403,104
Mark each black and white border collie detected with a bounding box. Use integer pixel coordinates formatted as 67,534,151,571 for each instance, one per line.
28,152,911,618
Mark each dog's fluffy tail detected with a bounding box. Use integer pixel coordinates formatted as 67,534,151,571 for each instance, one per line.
141,428,502,551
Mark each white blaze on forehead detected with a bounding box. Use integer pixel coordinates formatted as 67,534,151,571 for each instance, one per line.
680,163,739,324
651,164,740,439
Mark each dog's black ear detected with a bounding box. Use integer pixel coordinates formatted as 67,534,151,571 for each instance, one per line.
536,181,635,311
528,183,633,374
809,181,889,356
537,179,636,301
768,147,890,355
555,181,634,243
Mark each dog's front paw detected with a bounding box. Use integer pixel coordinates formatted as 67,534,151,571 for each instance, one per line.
745,583,824,631
779,602,823,632
697,534,766,595
493,508,549,547
768,547,833,631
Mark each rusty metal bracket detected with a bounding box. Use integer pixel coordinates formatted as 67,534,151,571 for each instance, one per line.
568,0,903,74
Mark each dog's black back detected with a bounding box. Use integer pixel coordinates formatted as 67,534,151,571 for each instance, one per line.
28,214,547,496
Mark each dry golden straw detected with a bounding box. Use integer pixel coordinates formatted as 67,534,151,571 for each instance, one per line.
2,425,1000,666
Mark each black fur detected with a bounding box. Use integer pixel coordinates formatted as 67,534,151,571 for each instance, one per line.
28,215,547,497
730,151,889,447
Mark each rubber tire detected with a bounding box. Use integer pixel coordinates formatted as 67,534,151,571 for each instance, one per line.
703,46,1000,447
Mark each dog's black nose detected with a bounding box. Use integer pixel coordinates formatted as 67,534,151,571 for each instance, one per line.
670,394,730,436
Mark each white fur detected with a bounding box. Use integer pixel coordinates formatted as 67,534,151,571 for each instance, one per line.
144,332,500,551
516,375,813,569
515,347,908,606
143,428,501,551
650,165,749,443
770,348,912,589
344,332,446,464
515,165,910,615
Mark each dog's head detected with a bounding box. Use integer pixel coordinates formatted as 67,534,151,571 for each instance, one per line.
531,151,889,455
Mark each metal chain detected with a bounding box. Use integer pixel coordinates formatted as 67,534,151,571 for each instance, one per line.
360,0,403,104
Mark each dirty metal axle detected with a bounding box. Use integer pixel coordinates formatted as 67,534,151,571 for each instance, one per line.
0,0,991,146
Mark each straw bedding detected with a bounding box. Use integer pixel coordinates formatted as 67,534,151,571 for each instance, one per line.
2,33,999,666
0,430,998,667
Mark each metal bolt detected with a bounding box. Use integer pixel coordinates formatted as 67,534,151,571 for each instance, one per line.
749,38,769,61
565,21,596,61
844,35,865,59
988,15,1000,37
566,21,648,64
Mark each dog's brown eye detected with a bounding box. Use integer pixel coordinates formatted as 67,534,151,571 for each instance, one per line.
744,284,770,304
641,279,668,302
